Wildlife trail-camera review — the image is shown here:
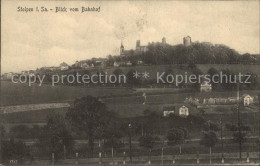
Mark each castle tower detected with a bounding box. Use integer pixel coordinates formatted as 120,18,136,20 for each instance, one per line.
120,41,124,55
136,40,141,51
162,37,166,45
183,36,191,46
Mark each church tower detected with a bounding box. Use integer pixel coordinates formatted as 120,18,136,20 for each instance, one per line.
162,37,166,46
120,41,124,55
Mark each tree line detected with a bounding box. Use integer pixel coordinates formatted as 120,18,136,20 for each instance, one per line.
106,42,260,66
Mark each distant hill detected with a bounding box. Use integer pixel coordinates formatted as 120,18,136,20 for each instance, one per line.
109,42,259,66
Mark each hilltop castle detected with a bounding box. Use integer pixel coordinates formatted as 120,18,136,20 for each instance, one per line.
120,37,167,56
120,36,191,55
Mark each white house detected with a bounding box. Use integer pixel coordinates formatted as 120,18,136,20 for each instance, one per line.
6,72,14,79
179,105,189,117
200,81,212,92
163,106,175,117
113,61,126,67
60,62,69,71
126,61,132,66
81,62,90,69
113,62,120,67
242,94,253,106
137,60,143,65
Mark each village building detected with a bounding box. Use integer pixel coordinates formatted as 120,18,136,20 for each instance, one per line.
200,81,212,92
60,62,69,71
94,60,105,68
120,37,167,56
2,72,13,80
242,94,253,106
162,105,190,117
137,60,143,65
40,66,59,71
113,62,120,67
179,105,189,117
75,60,90,69
126,61,132,66
162,106,175,117
113,61,126,67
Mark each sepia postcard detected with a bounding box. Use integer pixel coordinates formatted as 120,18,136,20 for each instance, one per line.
0,0,260,165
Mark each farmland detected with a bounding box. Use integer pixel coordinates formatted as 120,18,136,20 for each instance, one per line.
1,64,259,165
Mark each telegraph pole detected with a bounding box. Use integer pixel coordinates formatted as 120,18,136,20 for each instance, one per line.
128,123,132,165
237,83,242,161
0,115,2,164
220,116,224,163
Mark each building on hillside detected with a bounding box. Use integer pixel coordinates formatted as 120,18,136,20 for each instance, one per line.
200,81,212,92
40,66,59,71
60,62,69,71
75,60,90,69
135,40,149,54
242,94,253,106
113,62,120,67
183,36,191,46
113,61,126,67
120,37,167,56
2,72,13,80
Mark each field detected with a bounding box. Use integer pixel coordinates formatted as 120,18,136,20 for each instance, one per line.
1,66,259,165
0,81,134,106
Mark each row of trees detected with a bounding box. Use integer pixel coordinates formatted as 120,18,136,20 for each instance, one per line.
107,42,260,66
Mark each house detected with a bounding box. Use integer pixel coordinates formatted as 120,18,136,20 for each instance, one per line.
94,60,106,68
60,62,69,71
126,61,132,66
179,105,189,117
81,62,90,69
200,81,212,92
137,60,143,65
21,71,29,75
113,61,125,67
2,73,13,80
242,94,253,106
5,72,14,79
208,98,216,104
113,62,120,67
184,97,200,105
28,70,35,77
162,105,190,117
75,60,90,69
162,106,175,117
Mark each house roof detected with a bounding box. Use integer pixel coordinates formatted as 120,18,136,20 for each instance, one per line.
60,62,69,67
242,94,252,98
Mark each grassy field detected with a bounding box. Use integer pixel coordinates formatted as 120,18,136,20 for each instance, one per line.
0,81,134,106
197,64,260,80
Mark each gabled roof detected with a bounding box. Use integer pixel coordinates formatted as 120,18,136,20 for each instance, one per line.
242,94,252,98
60,62,69,67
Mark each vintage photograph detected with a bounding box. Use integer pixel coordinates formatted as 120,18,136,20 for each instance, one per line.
0,0,260,165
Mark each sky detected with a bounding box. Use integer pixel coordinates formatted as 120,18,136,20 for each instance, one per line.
1,0,260,73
